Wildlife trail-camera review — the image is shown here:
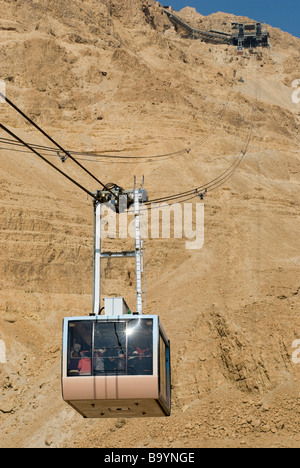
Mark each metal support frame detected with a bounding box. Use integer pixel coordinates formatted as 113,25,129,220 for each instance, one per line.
134,188,143,314
93,200,101,316
92,181,147,316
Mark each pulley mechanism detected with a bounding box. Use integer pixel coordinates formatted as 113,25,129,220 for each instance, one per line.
92,183,147,214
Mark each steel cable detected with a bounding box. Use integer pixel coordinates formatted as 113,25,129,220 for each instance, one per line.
0,123,98,201
0,92,114,194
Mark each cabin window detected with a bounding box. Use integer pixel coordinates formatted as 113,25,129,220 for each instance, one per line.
67,321,92,376
67,319,153,377
126,319,153,376
94,322,127,375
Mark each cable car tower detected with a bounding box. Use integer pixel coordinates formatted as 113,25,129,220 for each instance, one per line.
62,180,171,418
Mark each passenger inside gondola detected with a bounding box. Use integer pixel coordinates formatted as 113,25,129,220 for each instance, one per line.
69,344,82,376
94,348,106,373
78,351,91,376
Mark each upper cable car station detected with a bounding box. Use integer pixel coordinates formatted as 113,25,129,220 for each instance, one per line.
162,7,270,52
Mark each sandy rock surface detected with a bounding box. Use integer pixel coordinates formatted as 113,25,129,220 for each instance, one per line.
0,0,299,448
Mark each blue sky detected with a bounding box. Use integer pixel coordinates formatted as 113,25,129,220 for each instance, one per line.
165,0,300,38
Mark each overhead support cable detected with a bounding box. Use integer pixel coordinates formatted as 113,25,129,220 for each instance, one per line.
0,123,98,201
0,69,235,163
0,92,114,194
145,88,257,205
0,84,233,161
0,70,257,208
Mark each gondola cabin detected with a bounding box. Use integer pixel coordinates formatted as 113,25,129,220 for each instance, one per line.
62,312,171,418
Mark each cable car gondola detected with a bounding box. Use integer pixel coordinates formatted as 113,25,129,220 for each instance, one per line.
62,307,171,418
61,186,171,418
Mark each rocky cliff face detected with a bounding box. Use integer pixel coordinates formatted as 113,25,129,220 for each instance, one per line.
0,0,299,448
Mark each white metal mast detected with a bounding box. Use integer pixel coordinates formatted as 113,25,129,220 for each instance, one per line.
92,182,147,316
134,187,143,315
92,200,102,316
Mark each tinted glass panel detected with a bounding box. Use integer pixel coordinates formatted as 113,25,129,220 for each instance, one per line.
67,321,92,376
67,319,153,377
127,319,153,376
94,322,127,375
